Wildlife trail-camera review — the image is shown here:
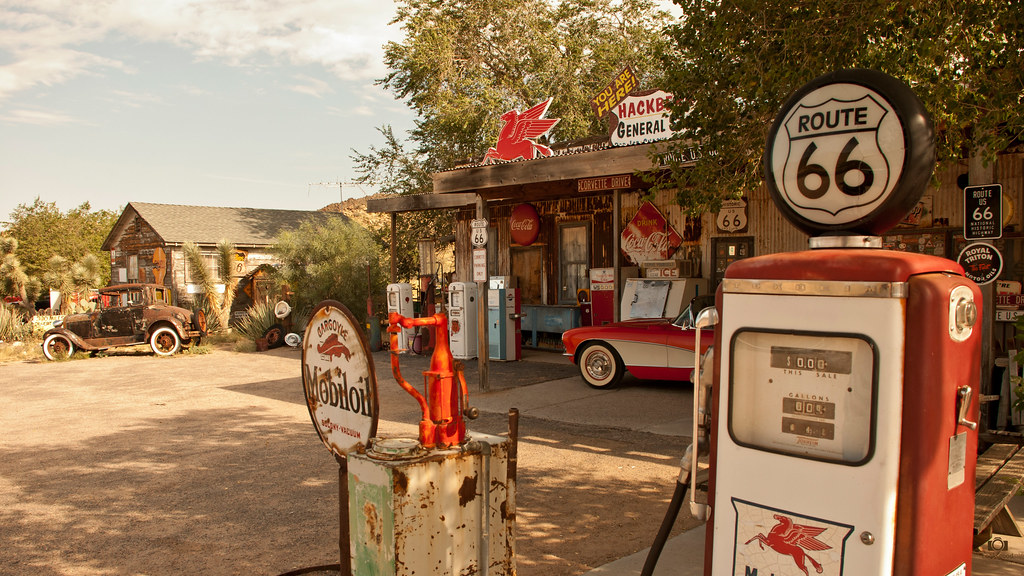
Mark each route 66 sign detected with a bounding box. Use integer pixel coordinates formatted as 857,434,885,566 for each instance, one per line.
471,218,488,248
764,69,934,236
717,198,748,232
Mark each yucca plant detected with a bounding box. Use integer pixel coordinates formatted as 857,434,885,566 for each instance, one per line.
0,302,26,342
234,301,278,344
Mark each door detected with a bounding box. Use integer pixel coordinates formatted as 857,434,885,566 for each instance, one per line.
511,247,544,305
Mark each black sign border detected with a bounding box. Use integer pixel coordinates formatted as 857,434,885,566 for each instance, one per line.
763,69,935,236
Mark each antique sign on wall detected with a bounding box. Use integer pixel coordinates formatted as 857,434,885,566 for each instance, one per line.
609,89,676,147
621,201,682,264
510,203,541,246
302,300,379,458
482,98,560,163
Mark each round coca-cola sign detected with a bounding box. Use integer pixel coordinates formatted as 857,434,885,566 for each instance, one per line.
510,203,540,246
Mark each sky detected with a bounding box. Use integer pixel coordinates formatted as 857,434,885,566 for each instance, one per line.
0,0,681,227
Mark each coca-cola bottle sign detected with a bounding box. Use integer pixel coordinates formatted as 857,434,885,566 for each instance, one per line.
620,201,682,264
510,203,541,246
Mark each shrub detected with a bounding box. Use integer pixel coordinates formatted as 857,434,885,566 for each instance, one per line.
234,301,277,343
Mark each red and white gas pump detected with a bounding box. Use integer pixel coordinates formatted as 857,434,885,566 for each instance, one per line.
698,70,982,576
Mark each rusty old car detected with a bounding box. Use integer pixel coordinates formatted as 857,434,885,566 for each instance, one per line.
41,283,207,360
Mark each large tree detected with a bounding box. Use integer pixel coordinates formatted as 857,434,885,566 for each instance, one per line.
655,0,1024,216
2,198,119,285
353,0,676,275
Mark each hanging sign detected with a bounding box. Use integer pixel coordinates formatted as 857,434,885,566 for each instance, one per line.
482,98,560,163
621,201,682,264
590,65,639,118
957,243,1002,286
509,203,541,246
763,69,935,236
302,300,379,458
609,89,676,146
963,184,1002,240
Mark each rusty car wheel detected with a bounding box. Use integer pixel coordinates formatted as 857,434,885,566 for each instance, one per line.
264,323,285,349
579,342,623,389
150,326,181,356
42,333,75,361
193,309,208,336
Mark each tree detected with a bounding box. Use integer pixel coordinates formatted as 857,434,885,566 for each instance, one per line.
182,240,238,331
653,0,1024,216
2,198,119,285
274,217,384,325
0,237,40,314
41,254,103,314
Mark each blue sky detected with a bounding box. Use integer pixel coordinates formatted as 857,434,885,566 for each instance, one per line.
0,0,680,226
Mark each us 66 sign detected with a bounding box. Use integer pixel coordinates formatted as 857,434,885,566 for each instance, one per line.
764,69,935,237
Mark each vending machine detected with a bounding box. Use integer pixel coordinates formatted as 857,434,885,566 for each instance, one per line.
702,70,981,576
448,282,478,360
488,277,521,361
386,283,414,351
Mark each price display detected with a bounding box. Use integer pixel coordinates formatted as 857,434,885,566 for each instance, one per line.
730,330,876,465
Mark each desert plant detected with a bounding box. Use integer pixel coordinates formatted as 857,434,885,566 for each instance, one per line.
0,302,27,342
234,301,278,344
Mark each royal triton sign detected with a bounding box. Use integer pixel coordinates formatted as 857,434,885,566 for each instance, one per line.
609,89,676,146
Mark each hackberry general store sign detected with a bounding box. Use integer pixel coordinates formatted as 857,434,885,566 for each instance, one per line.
609,89,676,146
302,300,379,458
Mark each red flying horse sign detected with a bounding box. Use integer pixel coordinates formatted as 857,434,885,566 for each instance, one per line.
483,98,560,163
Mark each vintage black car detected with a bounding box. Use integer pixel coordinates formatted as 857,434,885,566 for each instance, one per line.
41,283,207,360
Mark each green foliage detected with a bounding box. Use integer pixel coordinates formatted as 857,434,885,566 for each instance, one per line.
274,217,383,324
182,240,237,330
233,301,277,343
41,253,103,314
0,236,35,312
0,302,28,342
653,0,1024,216
2,198,118,285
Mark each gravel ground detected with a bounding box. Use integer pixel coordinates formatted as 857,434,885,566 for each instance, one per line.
0,343,701,576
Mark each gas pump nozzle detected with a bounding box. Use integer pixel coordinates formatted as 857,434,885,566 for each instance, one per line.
689,306,719,521
388,312,476,449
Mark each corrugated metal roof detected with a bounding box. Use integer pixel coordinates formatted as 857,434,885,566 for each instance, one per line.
124,202,336,246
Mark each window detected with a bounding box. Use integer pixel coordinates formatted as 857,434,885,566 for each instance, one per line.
558,223,589,304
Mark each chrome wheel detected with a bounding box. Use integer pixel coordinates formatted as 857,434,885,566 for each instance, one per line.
579,342,623,389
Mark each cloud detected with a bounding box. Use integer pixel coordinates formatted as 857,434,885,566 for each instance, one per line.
289,74,333,99
0,0,401,101
0,107,83,125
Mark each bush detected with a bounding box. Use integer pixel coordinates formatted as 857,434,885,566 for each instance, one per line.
234,301,277,343
0,302,27,342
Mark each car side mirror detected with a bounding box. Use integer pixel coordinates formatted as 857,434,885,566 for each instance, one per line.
694,307,719,330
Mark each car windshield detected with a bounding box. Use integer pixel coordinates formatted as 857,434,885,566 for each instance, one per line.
672,295,715,329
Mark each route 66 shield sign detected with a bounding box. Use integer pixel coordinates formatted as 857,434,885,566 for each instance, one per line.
764,69,934,236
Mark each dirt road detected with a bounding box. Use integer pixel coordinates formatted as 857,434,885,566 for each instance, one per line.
0,345,700,575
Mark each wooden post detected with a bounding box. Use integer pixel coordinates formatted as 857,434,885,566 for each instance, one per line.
477,194,490,392
337,455,351,576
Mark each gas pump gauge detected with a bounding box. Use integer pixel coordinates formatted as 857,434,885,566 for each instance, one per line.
729,330,877,465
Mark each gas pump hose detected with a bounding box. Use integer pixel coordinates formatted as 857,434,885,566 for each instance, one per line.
640,444,693,576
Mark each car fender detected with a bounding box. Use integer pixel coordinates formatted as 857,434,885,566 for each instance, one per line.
41,327,97,351
146,317,188,340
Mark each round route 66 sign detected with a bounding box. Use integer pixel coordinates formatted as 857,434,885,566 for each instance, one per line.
763,69,935,236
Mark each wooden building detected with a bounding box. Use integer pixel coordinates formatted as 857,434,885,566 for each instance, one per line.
101,202,334,313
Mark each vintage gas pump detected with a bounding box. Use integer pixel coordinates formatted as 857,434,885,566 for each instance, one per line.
385,283,414,351
702,70,982,576
487,277,521,361
342,311,517,576
448,282,479,360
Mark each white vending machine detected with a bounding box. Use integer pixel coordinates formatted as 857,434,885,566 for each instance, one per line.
448,282,478,359
386,283,414,351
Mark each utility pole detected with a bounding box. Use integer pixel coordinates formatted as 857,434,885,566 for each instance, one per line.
308,181,365,207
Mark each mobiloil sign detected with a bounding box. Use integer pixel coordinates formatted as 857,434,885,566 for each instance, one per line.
704,70,981,576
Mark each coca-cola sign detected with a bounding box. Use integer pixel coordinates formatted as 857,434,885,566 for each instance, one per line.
510,203,541,246
621,201,682,264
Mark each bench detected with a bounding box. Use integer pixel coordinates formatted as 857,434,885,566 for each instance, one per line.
974,442,1024,547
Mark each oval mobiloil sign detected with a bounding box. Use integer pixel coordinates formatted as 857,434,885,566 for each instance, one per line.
302,300,379,458
763,69,935,236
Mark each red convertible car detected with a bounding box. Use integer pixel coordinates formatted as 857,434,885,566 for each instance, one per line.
562,296,715,388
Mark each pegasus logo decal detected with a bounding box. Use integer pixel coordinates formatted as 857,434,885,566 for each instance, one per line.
745,514,830,575
483,97,560,163
317,332,352,362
